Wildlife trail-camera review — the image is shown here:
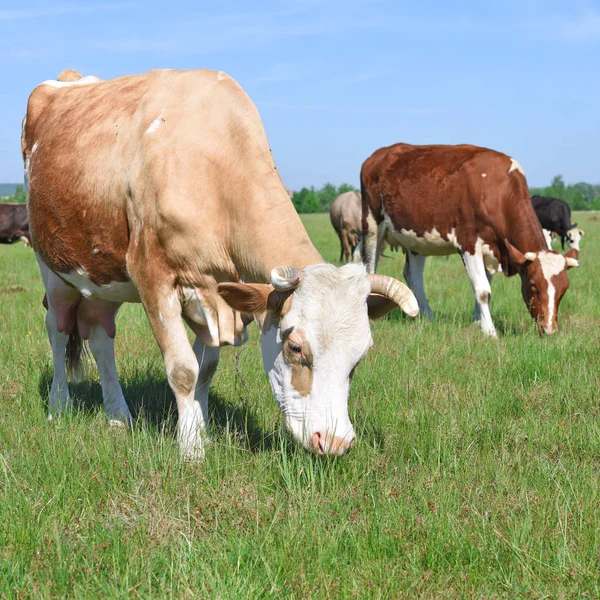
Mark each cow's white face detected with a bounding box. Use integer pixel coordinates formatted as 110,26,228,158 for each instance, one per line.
566,227,584,251
218,263,418,455
260,264,372,454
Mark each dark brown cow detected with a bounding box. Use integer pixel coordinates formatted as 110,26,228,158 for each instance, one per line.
0,203,31,245
330,191,362,263
361,143,578,337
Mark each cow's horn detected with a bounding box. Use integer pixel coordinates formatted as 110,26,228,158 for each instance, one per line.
270,266,303,291
368,274,419,317
523,252,537,261
565,257,579,268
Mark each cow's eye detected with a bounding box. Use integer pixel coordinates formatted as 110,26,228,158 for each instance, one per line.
288,341,302,355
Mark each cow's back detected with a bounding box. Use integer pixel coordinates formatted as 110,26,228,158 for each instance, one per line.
24,69,280,285
361,143,536,252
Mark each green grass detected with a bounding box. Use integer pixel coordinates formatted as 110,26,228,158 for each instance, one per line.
1,213,599,599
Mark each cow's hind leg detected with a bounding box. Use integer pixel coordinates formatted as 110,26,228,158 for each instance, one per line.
44,305,71,419
191,337,220,441
340,229,351,263
87,322,132,426
403,251,434,320
36,255,79,419
462,249,496,337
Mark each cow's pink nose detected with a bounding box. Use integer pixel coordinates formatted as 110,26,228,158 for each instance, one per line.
311,432,355,456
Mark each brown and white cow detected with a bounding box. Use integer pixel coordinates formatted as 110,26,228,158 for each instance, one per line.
330,190,362,263
0,203,31,246
361,143,578,337
23,69,418,460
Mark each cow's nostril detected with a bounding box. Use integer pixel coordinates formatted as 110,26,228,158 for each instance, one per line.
312,433,354,456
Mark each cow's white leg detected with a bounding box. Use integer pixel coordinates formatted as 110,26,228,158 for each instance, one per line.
190,337,220,442
137,292,205,459
36,254,72,418
403,251,434,320
362,209,380,273
87,323,132,426
472,270,493,323
45,308,70,419
462,250,496,337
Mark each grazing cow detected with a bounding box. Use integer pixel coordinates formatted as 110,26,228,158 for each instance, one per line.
531,195,583,251
330,191,362,263
361,143,578,337
0,203,31,245
23,69,418,460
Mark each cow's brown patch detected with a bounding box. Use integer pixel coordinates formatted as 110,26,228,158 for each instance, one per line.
290,364,312,397
282,334,313,397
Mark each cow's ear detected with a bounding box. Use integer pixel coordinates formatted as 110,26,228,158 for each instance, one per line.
504,239,534,266
218,284,293,331
218,283,272,314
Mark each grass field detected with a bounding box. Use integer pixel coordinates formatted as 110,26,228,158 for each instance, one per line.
1,212,599,599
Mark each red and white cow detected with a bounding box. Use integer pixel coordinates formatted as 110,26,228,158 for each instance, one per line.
23,69,418,459
361,143,578,337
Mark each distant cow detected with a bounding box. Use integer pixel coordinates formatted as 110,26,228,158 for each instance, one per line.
362,143,578,337
0,203,31,245
330,191,362,263
531,195,584,251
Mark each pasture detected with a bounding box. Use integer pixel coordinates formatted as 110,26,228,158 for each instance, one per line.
1,212,599,599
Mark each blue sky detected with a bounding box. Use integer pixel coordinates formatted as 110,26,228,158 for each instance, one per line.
1,0,599,190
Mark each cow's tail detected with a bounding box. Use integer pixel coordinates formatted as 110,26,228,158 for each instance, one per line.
66,323,88,382
360,181,380,274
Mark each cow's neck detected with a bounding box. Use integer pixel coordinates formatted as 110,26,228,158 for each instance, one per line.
506,203,548,254
234,191,324,283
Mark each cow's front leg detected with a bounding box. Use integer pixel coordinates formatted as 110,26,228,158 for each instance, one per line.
139,289,206,459
461,250,496,337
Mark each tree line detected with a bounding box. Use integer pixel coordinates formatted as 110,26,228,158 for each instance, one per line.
529,175,600,211
5,176,600,212
292,175,600,213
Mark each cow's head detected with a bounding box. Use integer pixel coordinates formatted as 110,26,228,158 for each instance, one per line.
218,263,418,455
505,240,578,334
566,227,584,251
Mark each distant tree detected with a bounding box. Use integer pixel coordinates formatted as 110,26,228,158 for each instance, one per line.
8,184,27,204
317,183,338,212
292,187,321,213
337,183,357,195
292,183,359,213
530,174,600,212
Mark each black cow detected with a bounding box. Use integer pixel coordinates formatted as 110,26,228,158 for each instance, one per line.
531,195,576,250
0,203,31,245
